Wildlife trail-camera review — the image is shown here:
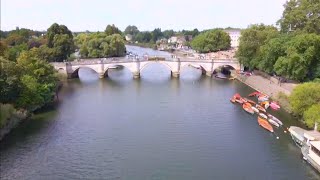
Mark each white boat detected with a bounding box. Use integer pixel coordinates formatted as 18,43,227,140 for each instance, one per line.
251,106,259,113
301,131,320,173
268,114,283,126
268,119,280,127
259,113,268,119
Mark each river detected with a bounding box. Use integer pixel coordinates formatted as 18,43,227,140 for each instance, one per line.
0,45,319,179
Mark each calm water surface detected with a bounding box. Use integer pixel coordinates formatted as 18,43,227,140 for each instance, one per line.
0,46,319,180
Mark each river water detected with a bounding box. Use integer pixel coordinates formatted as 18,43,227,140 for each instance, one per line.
0,46,319,180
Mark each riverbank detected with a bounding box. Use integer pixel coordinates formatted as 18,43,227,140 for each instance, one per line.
235,73,298,112
0,104,29,141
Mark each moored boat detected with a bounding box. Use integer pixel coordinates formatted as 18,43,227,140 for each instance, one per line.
288,126,306,147
243,98,256,105
258,116,274,133
248,91,261,97
251,106,259,113
260,101,270,109
242,102,254,114
270,102,280,110
268,118,280,127
259,113,268,119
256,104,266,112
230,98,236,103
267,114,283,126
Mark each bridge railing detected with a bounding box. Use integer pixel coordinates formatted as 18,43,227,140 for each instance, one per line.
51,56,238,66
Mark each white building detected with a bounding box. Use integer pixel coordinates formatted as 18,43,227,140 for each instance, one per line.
125,34,133,41
224,30,241,48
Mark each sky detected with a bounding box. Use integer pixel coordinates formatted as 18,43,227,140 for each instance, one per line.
1,0,288,32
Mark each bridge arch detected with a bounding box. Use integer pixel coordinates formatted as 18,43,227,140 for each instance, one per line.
70,67,100,78
180,63,207,75
139,61,174,73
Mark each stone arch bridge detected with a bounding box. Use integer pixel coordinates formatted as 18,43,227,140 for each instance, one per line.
51,57,241,79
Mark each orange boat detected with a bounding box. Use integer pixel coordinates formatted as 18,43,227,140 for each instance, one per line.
243,98,256,105
258,116,274,133
256,104,266,112
243,102,254,114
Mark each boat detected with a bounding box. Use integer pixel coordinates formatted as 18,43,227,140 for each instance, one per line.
258,116,274,133
258,96,269,102
235,99,244,104
288,126,307,147
256,104,266,112
268,118,280,127
242,103,254,114
248,91,261,97
267,114,283,126
251,106,259,113
260,101,270,109
270,102,280,110
215,74,228,79
230,98,236,103
300,131,320,173
242,98,256,105
259,113,268,119
229,77,235,80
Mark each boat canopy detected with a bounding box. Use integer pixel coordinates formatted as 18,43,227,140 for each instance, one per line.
304,131,320,141
310,141,320,151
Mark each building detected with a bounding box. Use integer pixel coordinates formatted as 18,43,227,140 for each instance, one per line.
125,34,133,42
168,36,178,44
224,29,241,48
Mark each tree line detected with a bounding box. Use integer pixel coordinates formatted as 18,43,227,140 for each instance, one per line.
236,0,320,82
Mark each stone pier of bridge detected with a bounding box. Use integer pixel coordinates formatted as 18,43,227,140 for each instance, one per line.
51,57,241,79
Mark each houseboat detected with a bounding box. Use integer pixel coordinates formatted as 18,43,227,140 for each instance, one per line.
301,131,320,173
288,126,306,147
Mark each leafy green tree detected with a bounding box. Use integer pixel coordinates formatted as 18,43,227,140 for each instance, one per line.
191,29,231,53
236,24,279,69
278,0,320,34
15,51,58,110
47,23,73,48
151,28,163,42
289,82,320,117
273,33,320,81
78,33,126,58
163,30,175,39
105,24,122,36
4,43,28,61
46,23,74,61
124,25,139,36
135,31,152,43
0,41,8,56
303,104,320,130
0,57,21,104
257,34,289,73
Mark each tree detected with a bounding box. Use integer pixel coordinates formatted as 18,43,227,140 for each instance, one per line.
47,23,73,48
105,24,122,36
191,29,231,53
278,0,320,34
46,23,74,61
124,25,139,36
236,24,279,69
273,33,320,81
78,33,126,58
151,28,163,42
135,32,152,43
303,104,320,130
289,82,320,117
0,41,8,56
258,34,289,73
163,30,175,39
15,51,58,110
